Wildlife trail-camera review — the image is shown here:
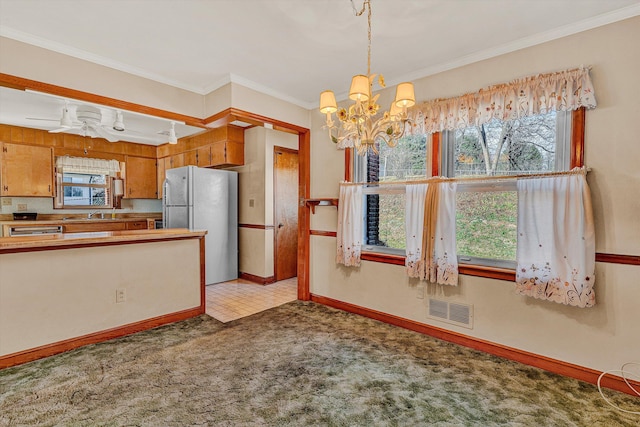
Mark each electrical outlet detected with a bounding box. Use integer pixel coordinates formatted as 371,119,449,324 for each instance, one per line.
249,199,255,207
17,203,27,211
116,288,126,303
416,284,425,299
1,198,11,206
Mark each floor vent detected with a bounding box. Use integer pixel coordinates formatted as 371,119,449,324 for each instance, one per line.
428,298,473,329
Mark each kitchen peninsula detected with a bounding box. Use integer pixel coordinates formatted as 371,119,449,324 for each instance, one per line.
0,228,206,368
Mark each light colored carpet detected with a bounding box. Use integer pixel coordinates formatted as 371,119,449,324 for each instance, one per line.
1,301,638,426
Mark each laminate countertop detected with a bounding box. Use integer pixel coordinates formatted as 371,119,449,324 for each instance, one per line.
0,228,206,253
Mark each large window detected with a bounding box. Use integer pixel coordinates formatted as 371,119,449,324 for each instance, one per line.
444,110,571,268
354,110,579,269
356,134,427,255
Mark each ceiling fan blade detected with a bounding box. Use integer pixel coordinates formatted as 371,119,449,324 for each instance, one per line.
91,125,120,142
49,127,72,134
26,117,59,122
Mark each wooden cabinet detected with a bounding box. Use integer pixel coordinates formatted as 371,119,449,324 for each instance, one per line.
63,221,127,233
157,157,166,199
126,220,148,230
210,140,244,167
0,143,53,197
124,156,157,199
169,153,185,169
196,145,212,167
184,150,197,166
62,219,151,233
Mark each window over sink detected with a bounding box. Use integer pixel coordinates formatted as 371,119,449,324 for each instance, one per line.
54,156,120,209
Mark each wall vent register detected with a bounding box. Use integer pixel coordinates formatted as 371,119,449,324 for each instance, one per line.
428,298,473,329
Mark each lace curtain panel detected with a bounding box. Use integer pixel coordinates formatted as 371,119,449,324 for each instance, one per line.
515,171,596,307
336,184,363,267
56,156,120,176
406,67,596,134
405,181,458,286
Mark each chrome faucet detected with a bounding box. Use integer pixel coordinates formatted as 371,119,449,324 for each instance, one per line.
87,211,104,219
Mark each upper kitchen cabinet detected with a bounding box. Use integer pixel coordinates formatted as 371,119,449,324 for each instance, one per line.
124,155,157,199
0,143,54,197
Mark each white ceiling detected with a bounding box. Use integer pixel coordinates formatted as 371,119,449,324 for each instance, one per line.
1,0,639,144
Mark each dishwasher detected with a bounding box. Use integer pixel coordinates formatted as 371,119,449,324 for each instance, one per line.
8,225,63,236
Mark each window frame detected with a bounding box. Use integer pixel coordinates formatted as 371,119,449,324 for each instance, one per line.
351,107,586,280
55,171,114,209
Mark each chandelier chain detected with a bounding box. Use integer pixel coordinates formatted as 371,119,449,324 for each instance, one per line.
351,0,372,77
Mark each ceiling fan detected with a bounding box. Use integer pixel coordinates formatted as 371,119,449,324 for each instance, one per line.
47,104,123,142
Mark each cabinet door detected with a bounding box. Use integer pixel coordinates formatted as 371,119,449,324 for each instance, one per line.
1,143,53,196
125,156,157,199
170,153,185,169
184,150,197,166
196,145,212,167
157,157,167,199
126,220,149,230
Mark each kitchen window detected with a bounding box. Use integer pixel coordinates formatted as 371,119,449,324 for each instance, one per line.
54,156,120,209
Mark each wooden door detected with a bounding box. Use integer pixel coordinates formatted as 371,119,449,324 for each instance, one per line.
1,143,53,197
274,146,298,281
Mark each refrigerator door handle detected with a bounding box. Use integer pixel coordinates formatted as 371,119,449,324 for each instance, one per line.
162,179,169,227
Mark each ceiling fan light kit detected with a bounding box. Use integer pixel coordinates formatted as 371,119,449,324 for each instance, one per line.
168,122,178,144
112,111,125,132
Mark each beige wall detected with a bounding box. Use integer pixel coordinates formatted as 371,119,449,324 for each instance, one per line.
1,37,311,129
0,239,201,356
0,37,204,118
234,127,298,278
308,16,640,373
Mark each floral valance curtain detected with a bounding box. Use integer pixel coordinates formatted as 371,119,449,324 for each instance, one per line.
406,67,596,134
515,170,595,307
56,156,120,176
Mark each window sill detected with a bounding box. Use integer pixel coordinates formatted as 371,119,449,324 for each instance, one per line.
360,252,516,282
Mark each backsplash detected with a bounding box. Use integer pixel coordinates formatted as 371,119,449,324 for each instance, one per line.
0,197,161,216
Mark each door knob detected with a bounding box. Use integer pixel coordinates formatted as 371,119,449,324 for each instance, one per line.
278,223,284,228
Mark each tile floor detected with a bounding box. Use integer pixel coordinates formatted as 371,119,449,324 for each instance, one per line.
205,277,298,323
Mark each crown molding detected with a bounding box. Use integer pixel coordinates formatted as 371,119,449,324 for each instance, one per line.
0,26,208,95
389,3,640,91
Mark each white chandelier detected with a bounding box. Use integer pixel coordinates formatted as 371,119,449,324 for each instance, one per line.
319,0,415,155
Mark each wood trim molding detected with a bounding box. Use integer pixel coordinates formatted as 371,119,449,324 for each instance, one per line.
0,306,203,369
310,230,337,237
203,108,310,134
238,223,275,230
596,252,640,266
431,132,441,177
344,147,353,181
239,272,277,285
458,264,516,282
310,294,640,396
0,235,203,255
571,107,586,169
0,73,206,129
298,130,311,301
361,251,405,266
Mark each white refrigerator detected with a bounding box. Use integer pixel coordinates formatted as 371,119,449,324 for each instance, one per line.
163,166,238,285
